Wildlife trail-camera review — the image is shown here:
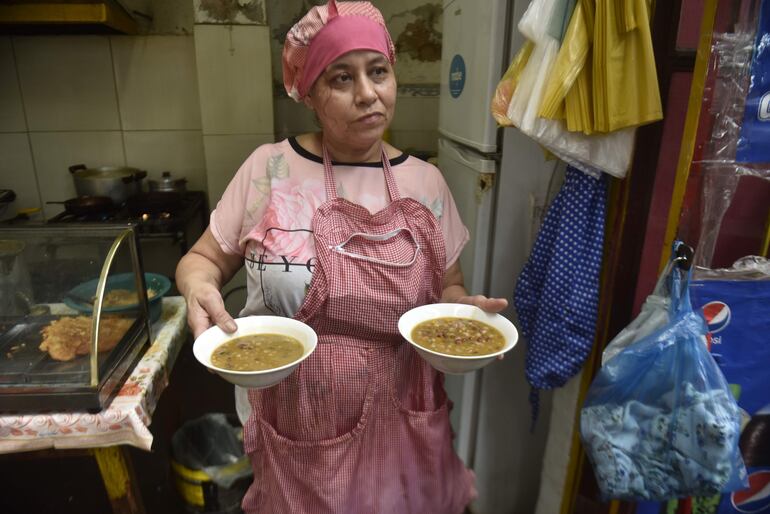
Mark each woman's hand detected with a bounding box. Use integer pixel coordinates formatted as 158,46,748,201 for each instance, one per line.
176,228,243,339
440,261,509,313
440,261,510,359
454,294,508,313
184,282,237,339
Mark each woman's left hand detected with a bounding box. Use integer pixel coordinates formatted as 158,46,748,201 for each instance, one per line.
441,262,508,313
441,261,510,359
454,295,508,313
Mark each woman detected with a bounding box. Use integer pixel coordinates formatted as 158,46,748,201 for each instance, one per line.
176,1,507,512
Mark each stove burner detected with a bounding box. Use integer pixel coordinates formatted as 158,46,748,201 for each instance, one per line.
46,192,207,237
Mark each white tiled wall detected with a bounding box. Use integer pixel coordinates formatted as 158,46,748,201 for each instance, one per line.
111,36,202,131
193,24,275,209
0,35,207,218
193,25,274,136
390,95,440,153
0,38,26,133
273,97,317,141
14,36,121,131
123,130,206,191
203,134,273,206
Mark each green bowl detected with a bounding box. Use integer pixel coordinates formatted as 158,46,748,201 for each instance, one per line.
64,272,171,323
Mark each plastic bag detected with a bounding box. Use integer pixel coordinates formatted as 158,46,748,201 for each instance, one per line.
692,164,770,269
171,413,252,489
580,244,747,501
539,0,592,124
491,41,534,127
505,0,636,178
600,257,675,365
593,0,662,132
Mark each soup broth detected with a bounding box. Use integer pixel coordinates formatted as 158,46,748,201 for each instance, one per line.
411,317,505,356
211,333,304,371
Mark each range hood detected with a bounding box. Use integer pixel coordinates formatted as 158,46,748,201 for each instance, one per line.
0,0,138,34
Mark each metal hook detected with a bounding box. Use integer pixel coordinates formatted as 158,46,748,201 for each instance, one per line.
675,243,694,271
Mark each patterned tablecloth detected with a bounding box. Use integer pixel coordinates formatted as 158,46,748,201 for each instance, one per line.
0,297,189,454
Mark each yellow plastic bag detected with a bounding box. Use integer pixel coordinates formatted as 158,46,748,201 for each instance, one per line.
539,1,592,122
491,41,534,127
593,0,662,132
564,0,596,134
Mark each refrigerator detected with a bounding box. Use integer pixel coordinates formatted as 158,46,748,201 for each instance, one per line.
437,0,563,511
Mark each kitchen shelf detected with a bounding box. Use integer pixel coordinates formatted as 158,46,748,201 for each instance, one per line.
0,1,138,35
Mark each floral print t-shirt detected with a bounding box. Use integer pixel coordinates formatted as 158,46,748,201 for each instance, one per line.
210,137,469,319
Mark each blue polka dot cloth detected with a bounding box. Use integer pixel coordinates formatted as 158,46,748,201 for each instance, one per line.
514,165,607,427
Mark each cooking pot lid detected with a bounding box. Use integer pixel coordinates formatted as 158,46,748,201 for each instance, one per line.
74,166,143,179
150,171,187,185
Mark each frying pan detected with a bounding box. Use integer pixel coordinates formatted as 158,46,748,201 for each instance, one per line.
47,196,116,217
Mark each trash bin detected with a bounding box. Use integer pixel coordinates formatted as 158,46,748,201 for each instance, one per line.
171,413,252,514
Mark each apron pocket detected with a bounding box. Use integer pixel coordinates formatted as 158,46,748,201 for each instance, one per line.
328,227,420,268
252,345,375,446
391,345,449,416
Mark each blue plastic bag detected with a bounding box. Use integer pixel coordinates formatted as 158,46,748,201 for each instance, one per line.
580,244,748,501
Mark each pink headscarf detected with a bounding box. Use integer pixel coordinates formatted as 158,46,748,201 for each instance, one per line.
282,0,396,101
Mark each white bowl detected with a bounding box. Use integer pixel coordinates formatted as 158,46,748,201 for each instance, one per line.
398,303,518,375
193,316,317,389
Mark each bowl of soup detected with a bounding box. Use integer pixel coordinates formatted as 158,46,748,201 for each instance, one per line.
398,304,518,374
193,316,317,389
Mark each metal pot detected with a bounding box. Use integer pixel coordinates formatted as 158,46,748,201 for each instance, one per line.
148,171,187,193
69,164,147,205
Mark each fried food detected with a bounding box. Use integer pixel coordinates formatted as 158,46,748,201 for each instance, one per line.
39,316,134,362
98,288,157,307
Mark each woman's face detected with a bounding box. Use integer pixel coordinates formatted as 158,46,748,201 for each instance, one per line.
304,50,396,150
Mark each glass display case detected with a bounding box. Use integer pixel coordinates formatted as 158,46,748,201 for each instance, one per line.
0,224,151,412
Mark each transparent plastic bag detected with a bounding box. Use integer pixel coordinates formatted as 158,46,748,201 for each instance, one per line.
491,41,534,127
580,244,748,501
693,164,770,269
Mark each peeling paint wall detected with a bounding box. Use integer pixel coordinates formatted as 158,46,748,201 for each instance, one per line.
386,3,442,85
194,0,268,25
119,0,195,34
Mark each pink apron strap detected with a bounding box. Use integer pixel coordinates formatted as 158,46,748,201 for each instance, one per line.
321,143,402,201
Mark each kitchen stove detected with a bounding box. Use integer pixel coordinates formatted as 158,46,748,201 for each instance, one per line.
46,191,208,253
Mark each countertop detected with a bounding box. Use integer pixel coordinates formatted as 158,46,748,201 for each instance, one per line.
0,297,188,454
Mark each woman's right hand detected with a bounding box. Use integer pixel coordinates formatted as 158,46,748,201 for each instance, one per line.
175,227,243,339
184,282,237,339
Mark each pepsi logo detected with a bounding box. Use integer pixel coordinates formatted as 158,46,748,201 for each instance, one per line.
702,301,731,334
732,470,770,513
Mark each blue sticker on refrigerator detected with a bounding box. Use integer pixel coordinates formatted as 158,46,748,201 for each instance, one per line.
449,54,466,98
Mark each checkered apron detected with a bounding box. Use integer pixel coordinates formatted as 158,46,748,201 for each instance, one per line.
241,145,476,513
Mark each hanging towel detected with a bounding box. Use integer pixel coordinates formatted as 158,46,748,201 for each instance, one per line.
514,166,607,425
